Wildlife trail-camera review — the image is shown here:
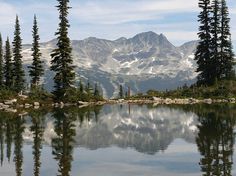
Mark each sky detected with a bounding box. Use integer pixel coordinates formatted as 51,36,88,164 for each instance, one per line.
0,0,235,48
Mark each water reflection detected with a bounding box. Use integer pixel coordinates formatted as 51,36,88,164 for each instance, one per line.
29,110,47,176
51,109,76,176
0,104,235,176
194,104,236,176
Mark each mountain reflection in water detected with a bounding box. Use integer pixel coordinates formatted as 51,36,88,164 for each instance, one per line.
0,104,235,176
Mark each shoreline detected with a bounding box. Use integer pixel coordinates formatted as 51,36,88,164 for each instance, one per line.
0,97,235,113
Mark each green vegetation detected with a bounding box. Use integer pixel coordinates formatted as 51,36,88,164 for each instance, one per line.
62,87,104,103
195,0,235,85
0,89,17,101
50,0,75,100
0,34,3,87
0,0,104,104
147,80,236,99
4,37,13,89
28,15,44,88
0,0,235,105
12,16,25,93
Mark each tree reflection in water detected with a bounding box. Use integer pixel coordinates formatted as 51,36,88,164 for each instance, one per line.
13,115,25,176
0,104,235,176
195,104,236,176
51,108,76,176
29,110,47,176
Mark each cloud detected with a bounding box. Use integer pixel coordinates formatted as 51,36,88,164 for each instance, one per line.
0,2,17,26
0,0,234,52
71,0,199,25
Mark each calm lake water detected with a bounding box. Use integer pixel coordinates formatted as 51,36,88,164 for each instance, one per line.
0,104,236,176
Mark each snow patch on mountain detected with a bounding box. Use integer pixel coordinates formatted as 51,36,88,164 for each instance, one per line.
21,31,199,97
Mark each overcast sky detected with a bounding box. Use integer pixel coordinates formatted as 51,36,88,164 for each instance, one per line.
0,0,235,48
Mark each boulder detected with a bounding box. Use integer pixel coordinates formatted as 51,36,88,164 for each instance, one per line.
203,99,213,104
228,98,236,103
4,99,17,105
5,108,17,113
78,101,89,105
25,103,32,108
33,102,40,106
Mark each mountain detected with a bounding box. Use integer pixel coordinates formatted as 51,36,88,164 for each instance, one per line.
22,31,199,98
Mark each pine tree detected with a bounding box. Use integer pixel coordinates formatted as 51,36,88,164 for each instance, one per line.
4,37,13,89
94,83,99,96
219,0,234,79
12,16,25,92
79,80,83,93
119,85,123,98
28,15,44,88
195,0,212,85
210,0,221,80
0,34,3,87
50,0,75,99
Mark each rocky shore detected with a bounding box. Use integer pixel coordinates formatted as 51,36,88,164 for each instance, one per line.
0,97,235,113
108,97,236,105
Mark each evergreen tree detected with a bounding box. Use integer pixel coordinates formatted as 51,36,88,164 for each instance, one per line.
28,15,44,88
0,34,3,87
79,80,83,93
4,37,13,89
12,16,25,92
50,0,75,99
219,0,235,79
195,0,212,85
94,83,99,96
119,85,123,98
210,0,221,80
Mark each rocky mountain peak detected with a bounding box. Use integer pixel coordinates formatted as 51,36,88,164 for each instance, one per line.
22,31,199,97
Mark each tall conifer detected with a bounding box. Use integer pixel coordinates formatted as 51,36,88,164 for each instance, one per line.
195,0,212,85
0,34,3,87
210,0,221,81
4,37,13,89
28,15,44,87
12,16,25,92
50,0,75,99
219,0,234,78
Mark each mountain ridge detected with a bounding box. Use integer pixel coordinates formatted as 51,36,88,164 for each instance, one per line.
21,31,199,98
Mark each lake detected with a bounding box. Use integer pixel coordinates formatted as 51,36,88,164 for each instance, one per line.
0,104,236,176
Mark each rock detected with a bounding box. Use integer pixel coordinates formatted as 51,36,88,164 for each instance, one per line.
228,98,236,103
25,103,32,108
64,103,76,106
18,94,28,99
4,99,17,105
60,102,64,108
203,99,213,104
19,112,28,116
54,103,60,107
118,99,125,103
5,108,17,113
78,101,89,105
33,102,40,106
1,104,10,109
153,97,163,103
164,98,172,104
